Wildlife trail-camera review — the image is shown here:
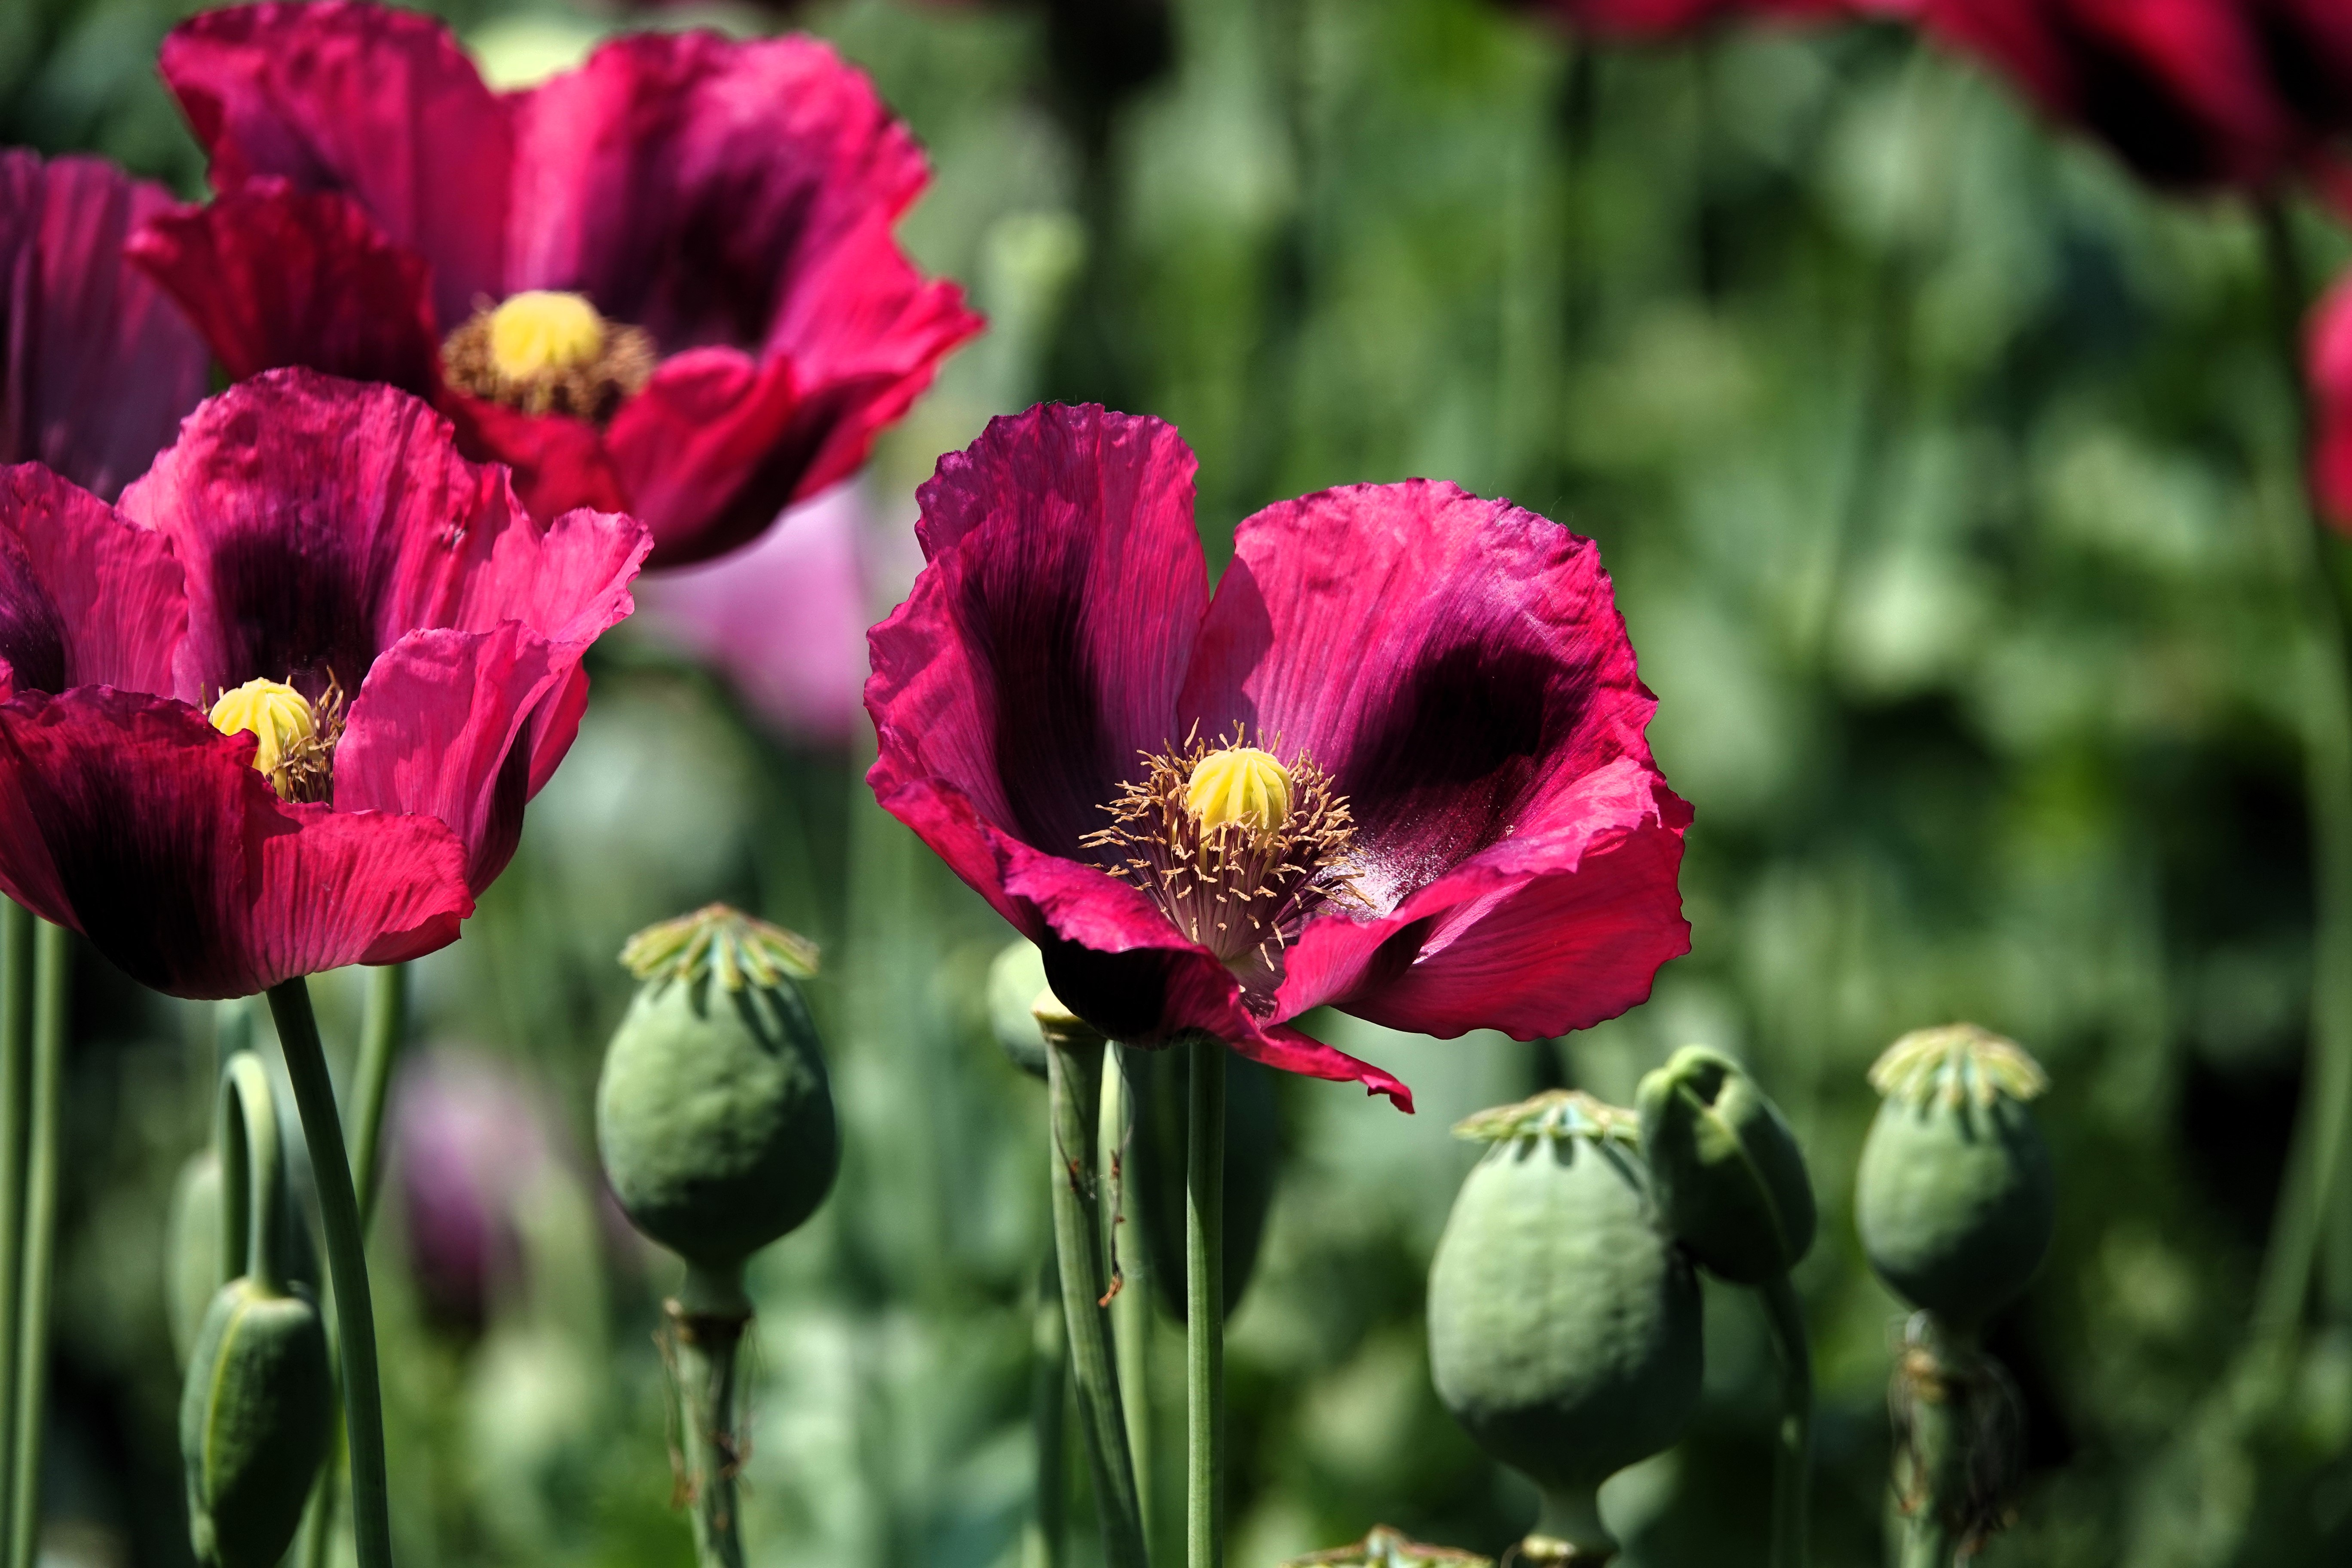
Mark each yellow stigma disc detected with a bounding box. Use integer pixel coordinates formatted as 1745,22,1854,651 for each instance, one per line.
486,291,606,382
208,679,318,795
1185,745,1292,834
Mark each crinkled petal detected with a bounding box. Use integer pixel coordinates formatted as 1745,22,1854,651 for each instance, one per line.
129,181,441,395
119,372,646,707
1271,759,1690,1038
0,151,211,501
0,685,470,998
0,464,184,697
506,30,933,353
867,404,1207,863
335,624,568,892
1185,478,1664,914
159,0,509,328
602,349,802,568
440,392,632,527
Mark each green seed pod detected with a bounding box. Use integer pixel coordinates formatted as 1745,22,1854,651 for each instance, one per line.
1429,1091,1702,1564
597,905,838,1270
181,1277,333,1568
1856,1024,2054,1331
1635,1045,1816,1284
987,939,1052,1080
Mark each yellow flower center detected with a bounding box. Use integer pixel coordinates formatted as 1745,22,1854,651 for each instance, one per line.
207,677,346,803
209,679,317,785
1185,745,1292,835
486,291,607,382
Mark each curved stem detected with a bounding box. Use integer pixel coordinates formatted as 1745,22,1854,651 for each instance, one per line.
1044,1023,1148,1568
672,1261,752,1568
5,921,62,1568
218,1055,287,1294
267,978,392,1568
1759,1272,1813,1568
2251,196,2352,1348
1024,1246,1068,1568
1185,1037,1224,1568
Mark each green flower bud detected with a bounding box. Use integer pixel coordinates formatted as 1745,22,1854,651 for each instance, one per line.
597,905,838,1270
1856,1024,2053,1330
180,1283,332,1567
1429,1091,1702,1564
1635,1045,1816,1284
986,939,1051,1080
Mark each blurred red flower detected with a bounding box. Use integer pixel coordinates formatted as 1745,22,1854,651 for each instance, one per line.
1879,0,2352,191
0,372,649,998
0,151,211,501
866,404,1691,1110
2307,270,2352,532
131,1,981,570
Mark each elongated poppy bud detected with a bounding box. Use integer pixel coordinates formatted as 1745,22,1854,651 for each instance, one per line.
597,905,837,1269
1856,1024,2053,1330
987,938,1052,1081
181,1055,330,1568
1428,1091,1701,1565
1636,1045,1816,1284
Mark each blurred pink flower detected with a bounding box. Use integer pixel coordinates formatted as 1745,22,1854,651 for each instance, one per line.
633,484,876,746
389,1047,556,1327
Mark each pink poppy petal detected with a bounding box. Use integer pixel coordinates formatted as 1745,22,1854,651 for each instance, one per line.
130,181,441,395
0,151,211,501
0,685,470,998
159,0,510,328
0,465,184,697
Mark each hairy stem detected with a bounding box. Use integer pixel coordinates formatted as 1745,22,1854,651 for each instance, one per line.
267,979,393,1568
1044,1022,1148,1568
672,1262,752,1568
1185,1037,1225,1568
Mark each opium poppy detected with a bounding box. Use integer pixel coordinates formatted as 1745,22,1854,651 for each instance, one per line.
0,371,649,998
132,1,981,570
865,405,1692,1110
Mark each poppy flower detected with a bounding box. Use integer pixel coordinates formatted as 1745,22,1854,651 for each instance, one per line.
2307,268,2352,533
1510,0,1849,39
1879,0,2305,190
0,370,651,998
130,0,982,570
1,150,211,500
865,405,1692,1110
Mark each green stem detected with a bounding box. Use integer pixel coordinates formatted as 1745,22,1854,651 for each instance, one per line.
0,900,31,1557
1103,1055,1155,1547
1893,1314,1972,1568
1042,1020,1148,1568
1526,1484,1614,1564
1024,1247,1068,1568
266,979,392,1568
672,1260,752,1568
1759,1272,1813,1568
295,962,407,1568
1185,1037,1225,1568
5,922,61,1568
2251,196,2352,1347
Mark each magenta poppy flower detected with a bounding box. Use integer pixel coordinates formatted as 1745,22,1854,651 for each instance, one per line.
1878,0,2306,190
866,405,1692,1110
0,370,651,998
2309,268,2352,532
130,0,982,570
1,150,211,501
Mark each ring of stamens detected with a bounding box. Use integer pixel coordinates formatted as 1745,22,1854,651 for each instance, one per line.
441,290,655,422
1082,726,1361,1003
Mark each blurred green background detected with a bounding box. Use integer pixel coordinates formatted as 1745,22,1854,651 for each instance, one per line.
10,0,2352,1564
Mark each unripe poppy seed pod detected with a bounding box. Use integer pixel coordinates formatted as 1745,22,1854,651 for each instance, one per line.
1636,1045,1816,1284
1428,1091,1701,1564
1856,1024,2053,1331
597,905,838,1270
